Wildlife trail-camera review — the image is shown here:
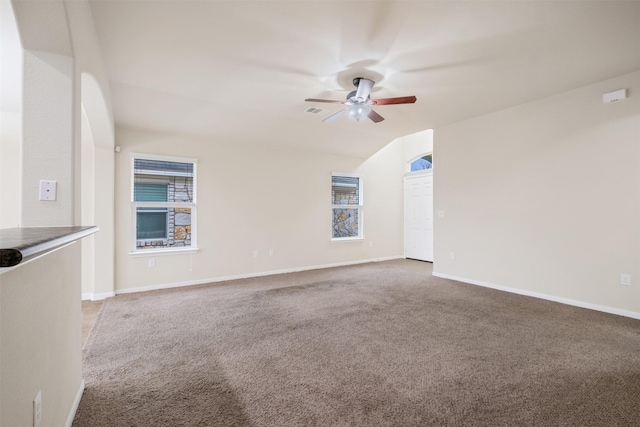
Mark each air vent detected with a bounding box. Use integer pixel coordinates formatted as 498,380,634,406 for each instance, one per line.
305,107,324,114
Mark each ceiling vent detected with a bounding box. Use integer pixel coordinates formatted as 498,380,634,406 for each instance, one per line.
305,107,324,114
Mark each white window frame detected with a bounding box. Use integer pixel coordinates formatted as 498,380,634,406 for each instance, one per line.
130,153,198,254
331,172,364,241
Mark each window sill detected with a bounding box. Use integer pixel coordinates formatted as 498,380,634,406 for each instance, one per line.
331,237,364,243
128,247,199,257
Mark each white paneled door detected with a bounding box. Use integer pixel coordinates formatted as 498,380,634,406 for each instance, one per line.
404,173,433,262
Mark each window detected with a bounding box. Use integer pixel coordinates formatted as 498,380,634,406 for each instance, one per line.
131,155,197,251
135,183,168,239
410,154,433,171
331,174,363,240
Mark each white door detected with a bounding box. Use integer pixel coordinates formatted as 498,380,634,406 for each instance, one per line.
404,173,433,262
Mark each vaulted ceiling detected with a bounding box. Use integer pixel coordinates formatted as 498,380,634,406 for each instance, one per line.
87,1,640,158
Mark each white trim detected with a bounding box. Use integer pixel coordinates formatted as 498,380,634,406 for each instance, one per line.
128,247,199,256
65,379,85,427
93,291,116,300
133,201,193,209
404,168,433,178
331,237,365,243
407,152,433,164
116,256,402,295
130,152,198,164
82,291,116,301
331,171,362,179
432,271,640,320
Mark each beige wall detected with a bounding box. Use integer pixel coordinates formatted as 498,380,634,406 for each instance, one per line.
433,71,640,317
0,111,21,228
21,50,75,226
402,129,433,168
114,127,404,292
0,243,84,427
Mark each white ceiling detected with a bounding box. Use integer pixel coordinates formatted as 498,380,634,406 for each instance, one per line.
87,1,640,159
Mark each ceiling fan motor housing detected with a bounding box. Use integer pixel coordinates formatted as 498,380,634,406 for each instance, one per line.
353,78,374,103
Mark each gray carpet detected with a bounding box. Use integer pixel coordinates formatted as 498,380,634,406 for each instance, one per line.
73,260,640,426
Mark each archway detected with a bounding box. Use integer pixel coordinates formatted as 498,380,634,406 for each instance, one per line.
0,0,23,228
81,73,115,299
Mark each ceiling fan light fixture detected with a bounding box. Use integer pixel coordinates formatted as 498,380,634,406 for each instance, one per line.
305,76,415,124
346,104,371,121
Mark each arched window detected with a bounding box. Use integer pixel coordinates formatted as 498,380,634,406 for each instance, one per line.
410,154,432,172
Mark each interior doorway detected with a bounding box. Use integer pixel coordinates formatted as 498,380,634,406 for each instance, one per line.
404,170,433,262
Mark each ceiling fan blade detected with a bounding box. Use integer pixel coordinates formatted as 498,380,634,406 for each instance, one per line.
305,98,345,104
372,96,417,105
367,109,384,123
323,109,346,123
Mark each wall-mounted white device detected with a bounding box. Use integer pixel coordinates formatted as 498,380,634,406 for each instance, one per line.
39,180,57,201
603,89,627,103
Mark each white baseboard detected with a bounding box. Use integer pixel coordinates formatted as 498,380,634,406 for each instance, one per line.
82,291,116,301
65,379,85,427
93,291,116,300
116,256,402,296
433,271,640,320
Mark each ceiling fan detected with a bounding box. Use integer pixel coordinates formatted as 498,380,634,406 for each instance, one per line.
305,77,417,123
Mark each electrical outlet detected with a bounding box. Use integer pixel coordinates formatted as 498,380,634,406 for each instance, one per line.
148,258,156,268
449,251,456,260
253,250,259,258
620,273,631,286
33,391,42,427
269,249,275,256
368,241,373,247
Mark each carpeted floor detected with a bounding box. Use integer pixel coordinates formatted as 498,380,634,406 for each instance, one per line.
73,260,640,426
